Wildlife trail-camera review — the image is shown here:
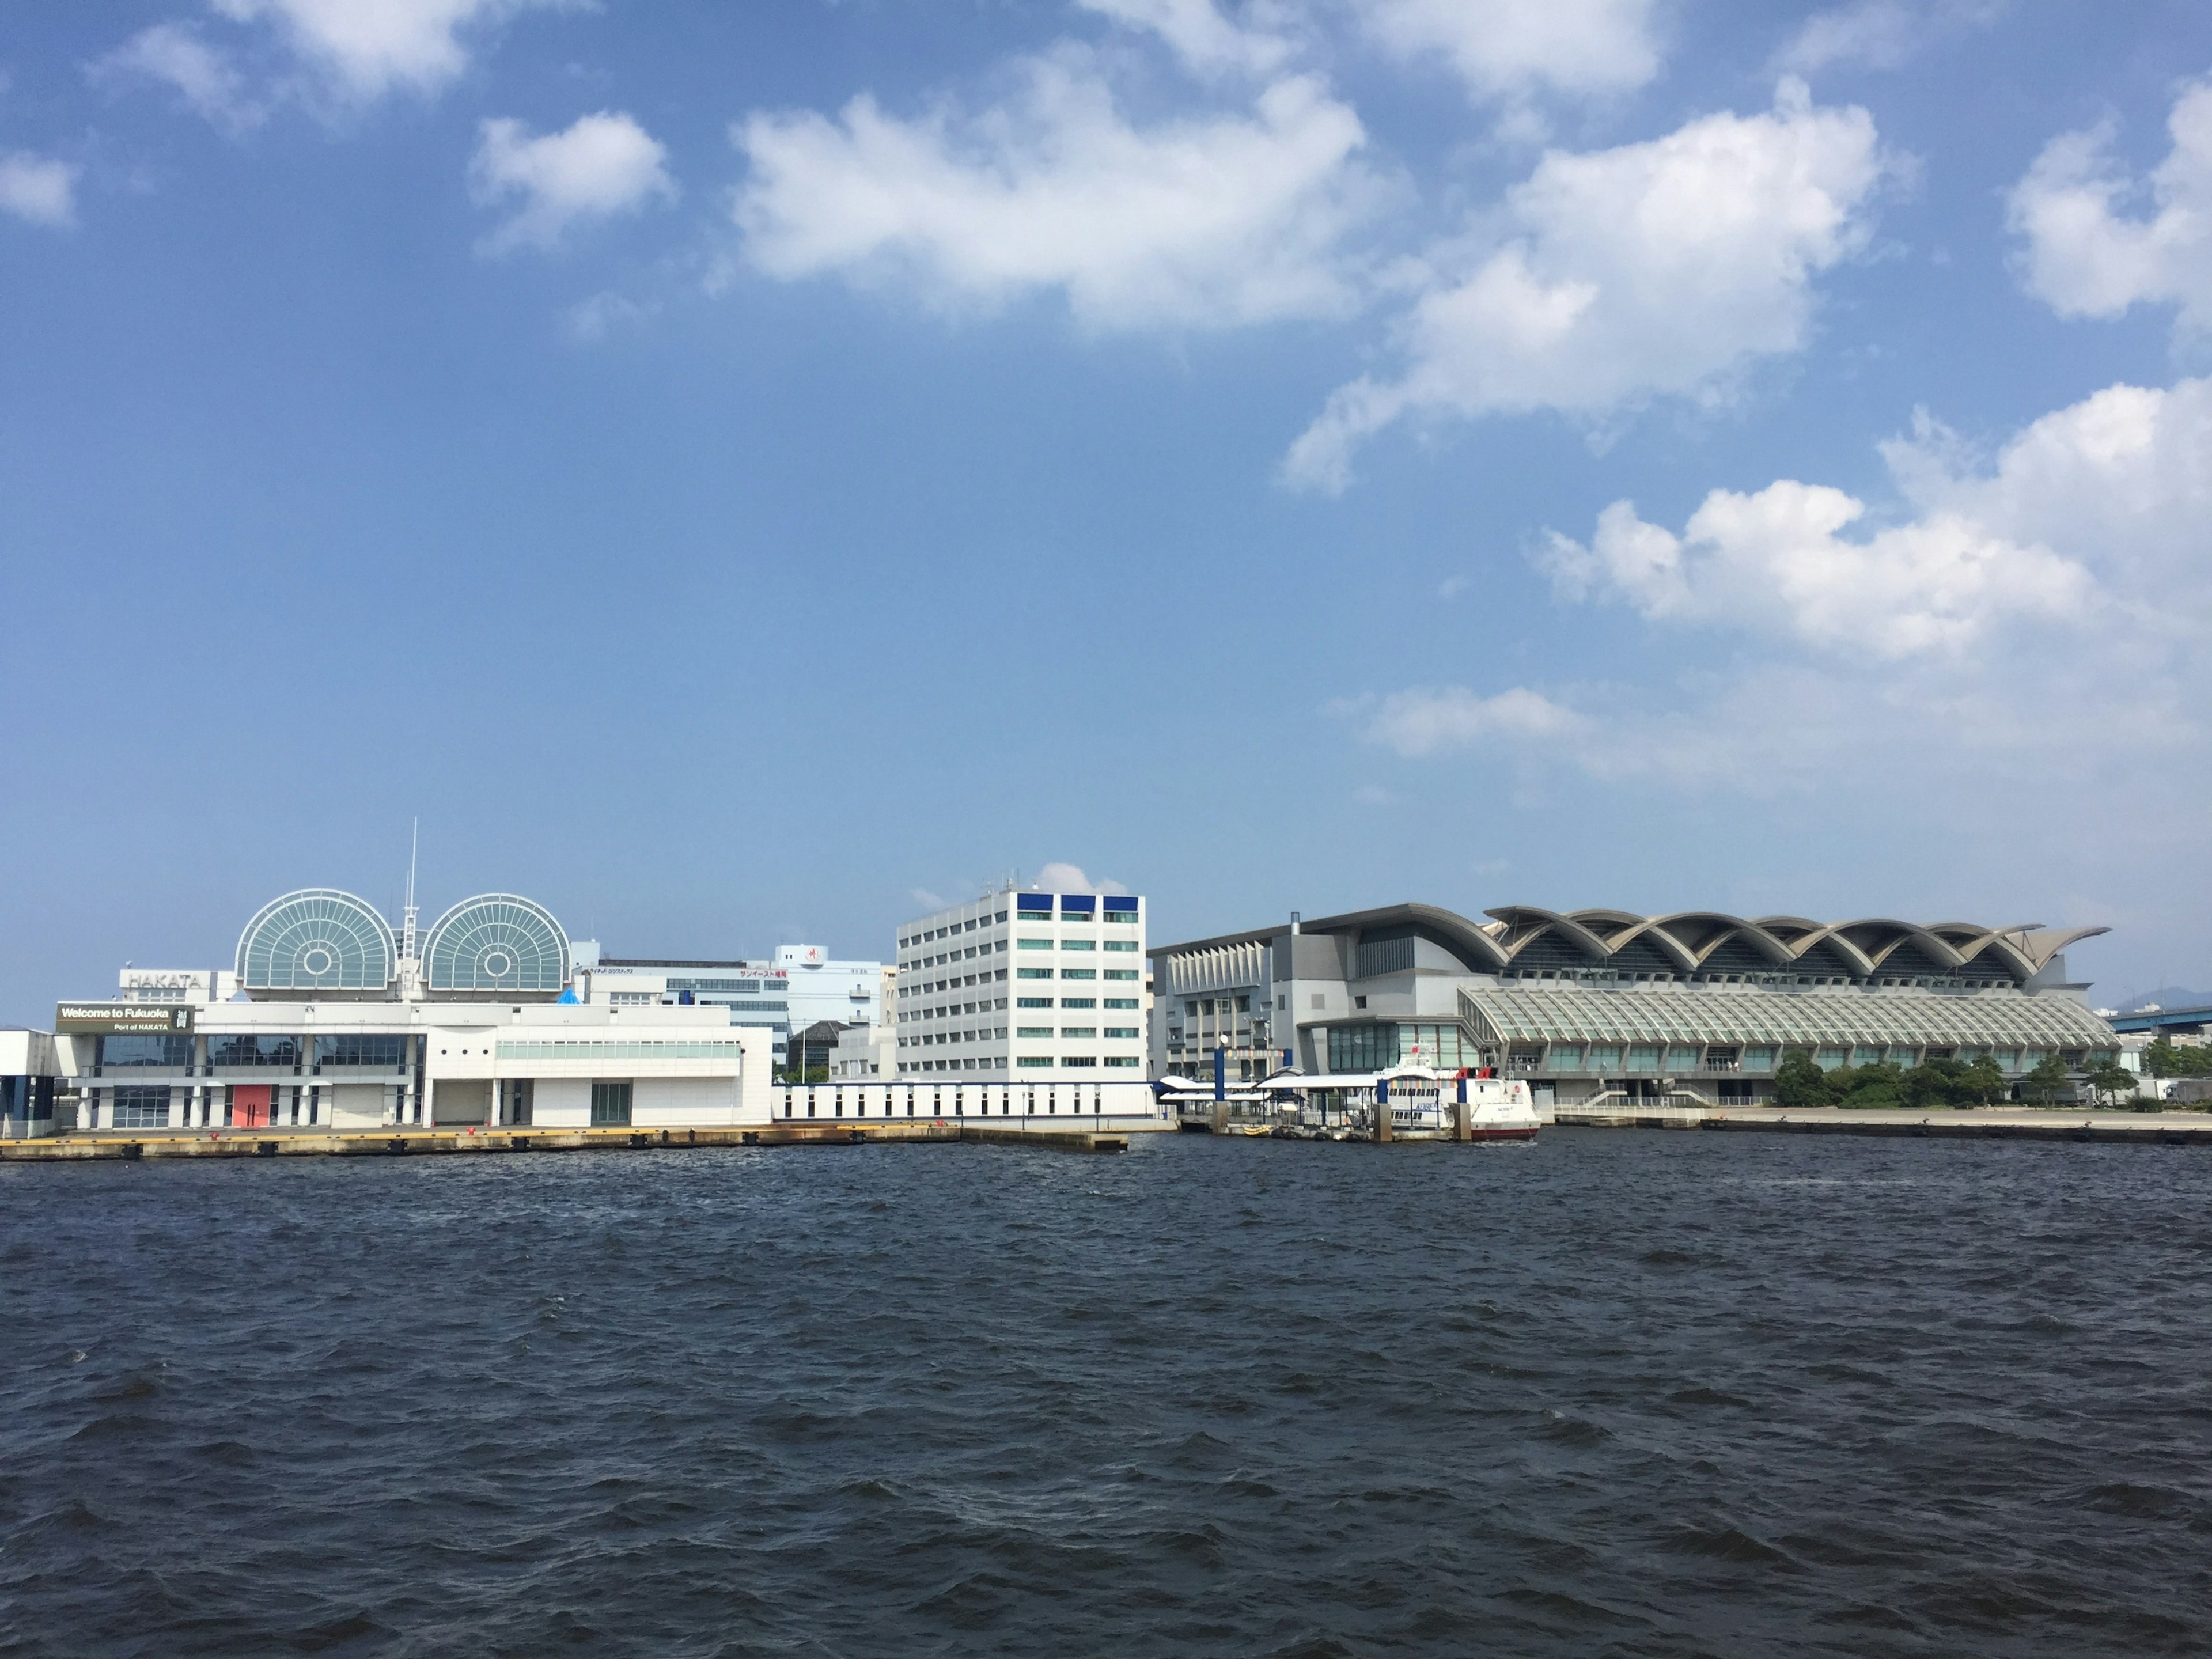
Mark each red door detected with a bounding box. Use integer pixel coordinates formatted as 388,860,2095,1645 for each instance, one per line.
232,1086,273,1128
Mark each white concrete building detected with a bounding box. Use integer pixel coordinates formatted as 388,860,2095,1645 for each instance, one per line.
56,888,775,1133
895,885,1147,1078
576,944,885,1055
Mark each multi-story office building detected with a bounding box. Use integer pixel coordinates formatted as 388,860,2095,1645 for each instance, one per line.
575,943,886,1058
895,886,1146,1077
1152,902,2122,1105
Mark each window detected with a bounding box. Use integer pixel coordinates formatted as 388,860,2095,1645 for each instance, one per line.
1354,995,1368,1009
97,1034,193,1069
1017,997,1054,1008
1062,1026,1096,1038
111,1086,171,1128
1018,938,1053,950
1104,940,1138,952
1017,1056,1052,1069
1017,968,1052,980
1184,1001,1199,1016
1105,1055,1141,1067
1061,938,1096,951
315,1033,406,1069
1104,912,1138,925
590,1082,633,1126
1017,1026,1053,1038
1626,1046,1661,1072
1103,969,1136,981
1330,1025,1396,1072
1105,998,1138,1010
1237,996,1251,1012
1104,1027,1139,1039
207,1033,303,1068
1062,1056,1097,1069
1060,997,1095,1009
1061,968,1097,980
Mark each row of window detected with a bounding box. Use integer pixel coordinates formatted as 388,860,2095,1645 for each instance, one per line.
96,1033,412,1073
1016,938,1141,952
902,1056,1144,1072
1016,1027,1142,1039
1015,968,1138,981
1016,997,1141,1009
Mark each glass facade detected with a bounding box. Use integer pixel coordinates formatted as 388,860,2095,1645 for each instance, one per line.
422,895,568,994
97,1034,193,1069
207,1033,303,1069
590,1081,632,1126
110,1086,171,1129
1461,986,2116,1062
236,889,395,991
315,1033,407,1069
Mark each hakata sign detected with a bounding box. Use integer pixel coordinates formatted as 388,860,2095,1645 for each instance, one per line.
55,1003,195,1035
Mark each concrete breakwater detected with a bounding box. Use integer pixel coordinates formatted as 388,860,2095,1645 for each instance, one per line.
1556,1104,2212,1143
0,1122,1129,1161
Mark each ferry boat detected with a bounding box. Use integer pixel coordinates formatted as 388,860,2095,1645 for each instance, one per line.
1163,1065,1539,1141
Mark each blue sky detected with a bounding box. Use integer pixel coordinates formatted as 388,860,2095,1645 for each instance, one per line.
5,0,2212,1018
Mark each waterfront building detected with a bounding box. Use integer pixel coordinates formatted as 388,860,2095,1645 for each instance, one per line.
55,888,774,1133
2,1029,59,1140
575,944,887,1053
895,885,1147,1077
831,1020,898,1080
1150,903,2120,1107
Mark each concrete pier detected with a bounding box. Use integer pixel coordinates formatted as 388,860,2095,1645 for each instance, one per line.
1558,1105,2212,1144
0,1122,1128,1162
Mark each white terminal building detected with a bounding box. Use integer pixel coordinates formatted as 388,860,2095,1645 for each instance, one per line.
59,888,775,1133
892,885,1147,1076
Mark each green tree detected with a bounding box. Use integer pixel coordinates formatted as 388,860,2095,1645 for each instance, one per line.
2023,1054,2074,1105
1839,1060,1903,1109
1957,1055,2006,1106
1902,1056,1965,1110
2144,1036,2212,1078
1774,1048,1834,1108
2085,1062,2140,1107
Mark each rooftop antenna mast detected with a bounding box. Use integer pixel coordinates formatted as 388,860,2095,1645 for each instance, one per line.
402,819,420,967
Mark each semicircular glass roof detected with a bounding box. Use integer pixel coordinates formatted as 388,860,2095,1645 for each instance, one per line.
422,895,569,994
236,889,396,991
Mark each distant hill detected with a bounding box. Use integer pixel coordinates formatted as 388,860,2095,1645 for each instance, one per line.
2112,987,2212,1014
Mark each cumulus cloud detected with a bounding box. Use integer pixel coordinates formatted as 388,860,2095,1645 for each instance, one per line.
1078,0,1294,76
0,153,79,228
2008,75,2212,338
1537,486,2094,659
93,22,263,132
1358,0,1661,103
732,50,1385,331
1284,79,1888,491
1775,0,2004,75
471,111,675,253
1033,862,1131,895
210,0,555,102
1354,373,2212,786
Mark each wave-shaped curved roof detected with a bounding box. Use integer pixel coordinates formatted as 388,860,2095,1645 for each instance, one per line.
421,894,569,994
1156,903,2106,984
236,889,396,991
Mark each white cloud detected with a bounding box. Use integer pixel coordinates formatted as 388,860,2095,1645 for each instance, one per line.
1537,485,2094,659
1284,79,1888,491
732,50,1385,331
911,887,949,911
1033,862,1130,895
210,0,554,101
0,153,78,228
1357,0,1661,103
1775,0,2003,75
1078,0,1294,76
1355,373,2212,789
567,290,650,341
2008,75,2212,338
94,23,263,132
1359,685,1585,758
471,111,675,253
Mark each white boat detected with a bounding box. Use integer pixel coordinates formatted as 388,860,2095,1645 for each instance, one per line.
1255,1065,1540,1142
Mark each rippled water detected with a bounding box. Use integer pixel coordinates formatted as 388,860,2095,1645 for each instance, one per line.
3,1132,2210,1656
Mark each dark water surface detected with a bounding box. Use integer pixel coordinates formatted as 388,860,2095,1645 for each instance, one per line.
3,1132,2210,1656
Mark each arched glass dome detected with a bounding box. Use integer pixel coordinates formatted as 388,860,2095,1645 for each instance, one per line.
236,889,396,991
421,895,569,994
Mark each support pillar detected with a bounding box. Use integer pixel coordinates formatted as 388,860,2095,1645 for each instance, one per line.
1453,1097,1471,1142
